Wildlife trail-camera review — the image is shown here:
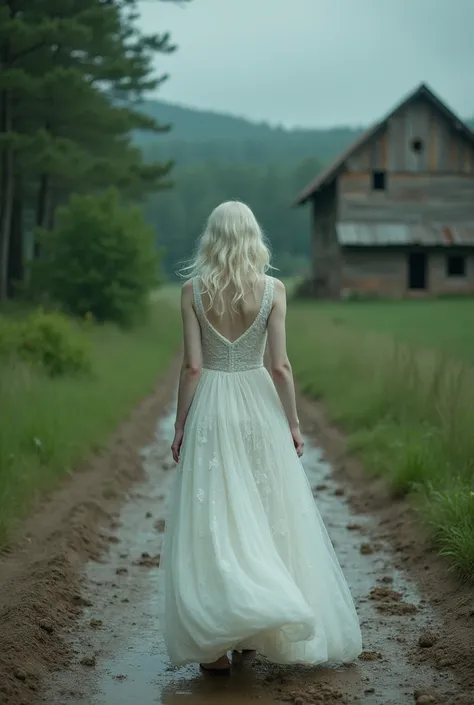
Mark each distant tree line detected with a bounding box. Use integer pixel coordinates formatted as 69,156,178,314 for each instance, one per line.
142,133,361,167
143,156,322,278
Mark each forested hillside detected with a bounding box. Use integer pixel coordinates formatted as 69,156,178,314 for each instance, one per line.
137,101,357,277
135,98,363,165
138,99,474,278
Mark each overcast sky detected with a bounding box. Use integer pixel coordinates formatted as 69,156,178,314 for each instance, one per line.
138,0,474,129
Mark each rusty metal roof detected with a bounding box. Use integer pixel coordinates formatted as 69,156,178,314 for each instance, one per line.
337,222,474,247
295,83,474,205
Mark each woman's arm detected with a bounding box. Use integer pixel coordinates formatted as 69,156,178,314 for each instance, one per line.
171,281,202,462
267,279,304,456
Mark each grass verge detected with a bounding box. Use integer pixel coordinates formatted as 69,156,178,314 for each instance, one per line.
0,298,181,545
287,302,474,582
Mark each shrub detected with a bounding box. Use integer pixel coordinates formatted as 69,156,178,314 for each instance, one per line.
0,316,19,359
0,297,180,545
35,188,159,326
0,311,91,377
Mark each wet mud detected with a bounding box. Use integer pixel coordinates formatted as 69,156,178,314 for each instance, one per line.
39,402,469,705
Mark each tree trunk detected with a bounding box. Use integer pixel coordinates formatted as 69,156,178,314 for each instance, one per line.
34,172,51,258
0,89,15,302
47,193,57,230
8,181,24,297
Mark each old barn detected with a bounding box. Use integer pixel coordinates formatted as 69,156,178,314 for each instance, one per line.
296,83,474,298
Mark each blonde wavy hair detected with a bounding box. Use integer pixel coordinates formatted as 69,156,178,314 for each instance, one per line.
182,201,271,315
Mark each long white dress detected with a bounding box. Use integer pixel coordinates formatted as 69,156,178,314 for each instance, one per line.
163,275,362,666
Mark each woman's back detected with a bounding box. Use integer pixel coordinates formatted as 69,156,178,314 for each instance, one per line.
199,276,267,344
192,275,273,373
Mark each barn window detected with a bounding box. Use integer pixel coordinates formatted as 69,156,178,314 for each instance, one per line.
446,254,466,277
411,138,424,154
372,170,386,191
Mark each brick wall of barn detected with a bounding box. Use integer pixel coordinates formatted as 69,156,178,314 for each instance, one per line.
429,251,474,295
341,248,474,297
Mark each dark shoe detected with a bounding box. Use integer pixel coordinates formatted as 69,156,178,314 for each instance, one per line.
200,655,231,675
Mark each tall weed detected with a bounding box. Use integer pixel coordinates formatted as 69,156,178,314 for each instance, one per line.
288,306,474,581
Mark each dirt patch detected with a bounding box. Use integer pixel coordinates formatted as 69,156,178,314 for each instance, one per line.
360,542,375,555
376,601,418,616
358,651,383,661
0,357,179,705
368,586,418,615
298,393,474,702
133,551,161,567
418,631,438,648
278,682,348,705
369,587,402,601
153,518,166,533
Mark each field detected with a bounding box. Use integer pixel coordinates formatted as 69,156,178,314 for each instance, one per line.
291,298,474,363
287,297,474,581
0,297,181,545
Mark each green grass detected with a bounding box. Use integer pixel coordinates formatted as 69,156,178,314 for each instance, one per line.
0,297,181,544
287,299,474,582
293,298,474,364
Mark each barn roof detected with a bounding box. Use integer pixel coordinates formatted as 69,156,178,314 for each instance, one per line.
295,83,474,205
337,222,474,247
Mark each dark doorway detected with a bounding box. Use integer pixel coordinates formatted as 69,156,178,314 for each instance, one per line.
408,252,428,290
372,170,386,191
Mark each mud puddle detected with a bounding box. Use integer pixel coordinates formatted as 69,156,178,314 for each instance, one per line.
42,404,462,705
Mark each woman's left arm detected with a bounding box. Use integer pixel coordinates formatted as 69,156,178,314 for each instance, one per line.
171,281,202,462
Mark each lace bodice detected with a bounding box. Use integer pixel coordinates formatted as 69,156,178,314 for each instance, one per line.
193,276,275,373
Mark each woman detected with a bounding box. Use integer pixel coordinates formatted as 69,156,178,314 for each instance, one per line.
163,201,362,673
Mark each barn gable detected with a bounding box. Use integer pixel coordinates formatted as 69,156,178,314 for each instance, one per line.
296,83,474,205
347,96,474,175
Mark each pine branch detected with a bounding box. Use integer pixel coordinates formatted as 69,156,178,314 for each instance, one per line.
11,40,50,65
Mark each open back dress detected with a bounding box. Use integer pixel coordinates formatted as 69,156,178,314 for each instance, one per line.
163,275,362,666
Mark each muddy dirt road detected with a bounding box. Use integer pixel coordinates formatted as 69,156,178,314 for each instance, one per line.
1,369,473,705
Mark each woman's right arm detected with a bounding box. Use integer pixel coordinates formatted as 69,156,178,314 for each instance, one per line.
267,279,304,457
171,281,202,462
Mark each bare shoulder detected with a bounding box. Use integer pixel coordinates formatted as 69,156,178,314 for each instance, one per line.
181,279,194,306
272,277,286,294
269,278,287,314
272,278,286,301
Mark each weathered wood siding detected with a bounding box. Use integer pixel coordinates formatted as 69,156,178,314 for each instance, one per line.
341,249,474,297
341,249,407,296
338,173,474,223
346,97,474,174
310,183,340,297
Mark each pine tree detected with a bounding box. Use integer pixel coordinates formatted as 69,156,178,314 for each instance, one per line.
0,0,187,301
